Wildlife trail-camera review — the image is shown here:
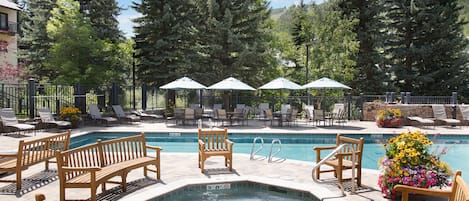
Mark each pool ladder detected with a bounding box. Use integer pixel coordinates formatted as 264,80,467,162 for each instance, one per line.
250,137,283,162
311,143,357,195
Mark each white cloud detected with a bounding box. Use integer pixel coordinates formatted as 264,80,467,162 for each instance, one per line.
117,12,141,38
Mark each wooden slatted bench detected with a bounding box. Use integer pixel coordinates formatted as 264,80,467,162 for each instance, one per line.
55,133,162,201
198,128,233,173
0,130,71,190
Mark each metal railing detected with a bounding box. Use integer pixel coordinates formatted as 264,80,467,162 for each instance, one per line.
311,143,357,195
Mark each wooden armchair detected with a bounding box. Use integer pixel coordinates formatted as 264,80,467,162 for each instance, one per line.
198,128,233,173
313,134,364,186
395,170,469,201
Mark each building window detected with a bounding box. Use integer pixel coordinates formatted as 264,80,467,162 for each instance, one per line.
0,13,7,31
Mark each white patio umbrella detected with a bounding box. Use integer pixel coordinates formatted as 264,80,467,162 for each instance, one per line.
258,77,303,111
207,77,255,110
207,77,255,91
302,77,351,111
160,76,207,90
302,77,351,90
160,77,206,108
258,77,303,90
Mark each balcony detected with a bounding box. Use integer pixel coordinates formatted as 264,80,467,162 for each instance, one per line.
0,21,17,35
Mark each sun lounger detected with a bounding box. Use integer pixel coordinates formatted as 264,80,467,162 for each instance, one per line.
37,107,72,129
459,105,469,126
407,116,435,128
432,105,461,127
88,104,118,126
112,105,140,123
132,110,164,121
0,108,35,134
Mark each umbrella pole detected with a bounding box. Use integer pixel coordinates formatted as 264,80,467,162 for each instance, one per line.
271,93,275,112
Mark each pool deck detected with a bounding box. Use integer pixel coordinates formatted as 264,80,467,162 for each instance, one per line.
0,120,463,201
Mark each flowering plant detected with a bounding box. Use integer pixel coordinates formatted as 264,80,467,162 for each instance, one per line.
378,131,452,199
376,108,402,127
58,107,81,122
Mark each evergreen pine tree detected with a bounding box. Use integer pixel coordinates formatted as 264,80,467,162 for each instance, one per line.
19,0,56,79
338,0,389,94
77,0,122,41
133,0,200,86
195,0,271,86
384,0,468,95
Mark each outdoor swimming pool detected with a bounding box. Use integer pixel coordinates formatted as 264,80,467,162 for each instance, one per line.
152,181,318,201
70,132,469,181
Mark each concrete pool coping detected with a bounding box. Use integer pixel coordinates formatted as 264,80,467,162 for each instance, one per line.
0,120,465,201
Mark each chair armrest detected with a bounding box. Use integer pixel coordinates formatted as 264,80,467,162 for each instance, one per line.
61,167,101,172
226,139,234,151
146,145,163,151
313,146,337,151
0,153,18,158
394,184,452,199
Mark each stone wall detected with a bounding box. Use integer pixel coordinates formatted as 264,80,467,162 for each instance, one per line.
362,103,463,123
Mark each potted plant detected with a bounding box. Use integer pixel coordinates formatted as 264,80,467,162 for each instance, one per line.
376,108,402,128
378,131,452,199
58,107,82,128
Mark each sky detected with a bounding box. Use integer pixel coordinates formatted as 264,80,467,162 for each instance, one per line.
117,0,325,38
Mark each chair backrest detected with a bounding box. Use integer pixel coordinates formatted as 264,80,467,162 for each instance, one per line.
88,104,103,119
234,108,244,118
332,104,344,115
281,104,291,114
217,109,227,119
451,171,469,201
189,104,200,109
459,105,469,120
194,108,203,119
213,104,222,110
432,105,449,119
335,134,364,165
112,105,126,118
198,128,229,150
236,104,245,109
258,103,269,118
313,109,324,120
19,130,71,167
0,108,19,126
37,107,55,122
264,109,273,120
185,108,195,119
305,105,314,120
289,109,298,121
99,133,147,166
174,108,185,119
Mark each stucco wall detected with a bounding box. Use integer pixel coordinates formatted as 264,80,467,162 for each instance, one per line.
0,6,19,81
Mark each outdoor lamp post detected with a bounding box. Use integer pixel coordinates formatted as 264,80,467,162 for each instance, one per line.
132,52,136,110
305,38,318,105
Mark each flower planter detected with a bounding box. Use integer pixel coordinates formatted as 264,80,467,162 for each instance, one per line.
377,131,451,199
377,118,402,128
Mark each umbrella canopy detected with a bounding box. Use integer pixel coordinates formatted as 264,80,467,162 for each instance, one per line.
160,76,207,90
302,77,352,90
258,77,303,90
207,77,255,91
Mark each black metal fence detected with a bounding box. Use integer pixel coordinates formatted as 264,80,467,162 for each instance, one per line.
0,79,457,120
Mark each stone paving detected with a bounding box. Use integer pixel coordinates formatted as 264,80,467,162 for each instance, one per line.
0,119,465,201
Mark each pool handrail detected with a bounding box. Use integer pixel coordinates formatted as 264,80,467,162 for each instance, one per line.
312,143,357,195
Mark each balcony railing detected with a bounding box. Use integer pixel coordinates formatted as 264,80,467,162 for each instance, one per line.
0,21,17,34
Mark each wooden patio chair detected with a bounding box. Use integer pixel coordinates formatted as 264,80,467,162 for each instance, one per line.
313,134,364,186
395,170,469,201
198,128,233,173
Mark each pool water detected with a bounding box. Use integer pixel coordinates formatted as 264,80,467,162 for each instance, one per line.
150,181,318,201
70,132,469,181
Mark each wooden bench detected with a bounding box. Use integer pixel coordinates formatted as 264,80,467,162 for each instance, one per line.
313,134,364,186
0,130,71,190
55,133,162,201
395,170,469,201
198,128,233,173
